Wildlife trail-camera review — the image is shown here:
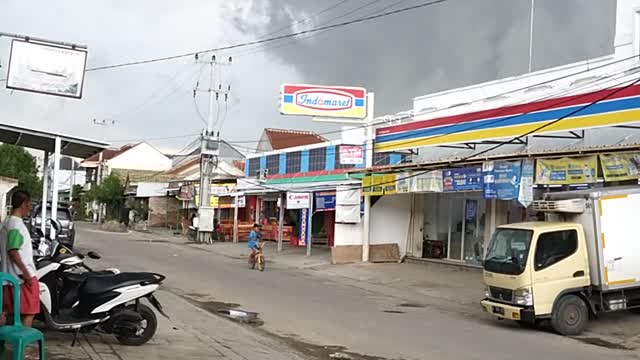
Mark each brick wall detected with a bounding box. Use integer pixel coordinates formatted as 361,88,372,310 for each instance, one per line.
148,196,181,228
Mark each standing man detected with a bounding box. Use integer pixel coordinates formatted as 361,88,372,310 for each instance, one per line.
0,190,39,327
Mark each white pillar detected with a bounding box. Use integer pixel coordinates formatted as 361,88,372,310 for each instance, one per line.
277,193,285,252
363,92,375,262
233,194,239,243
41,152,49,235
51,137,62,237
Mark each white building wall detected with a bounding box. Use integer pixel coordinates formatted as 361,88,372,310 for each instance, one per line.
370,194,413,256
108,143,171,171
334,222,363,246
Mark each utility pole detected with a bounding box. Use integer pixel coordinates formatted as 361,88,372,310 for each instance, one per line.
193,54,231,244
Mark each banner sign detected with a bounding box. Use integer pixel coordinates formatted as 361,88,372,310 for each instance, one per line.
600,153,640,181
287,192,311,209
7,40,88,99
536,156,597,185
362,174,384,196
483,160,522,199
280,84,367,119
339,145,364,165
518,159,535,207
443,166,483,192
412,171,443,193
315,192,337,212
383,174,397,195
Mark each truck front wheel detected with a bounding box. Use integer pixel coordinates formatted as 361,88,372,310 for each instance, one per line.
551,295,589,336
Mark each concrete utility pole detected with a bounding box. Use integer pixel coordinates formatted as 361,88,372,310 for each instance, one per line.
193,54,231,244
363,93,375,262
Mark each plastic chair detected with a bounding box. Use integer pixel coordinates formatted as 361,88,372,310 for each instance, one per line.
0,273,45,359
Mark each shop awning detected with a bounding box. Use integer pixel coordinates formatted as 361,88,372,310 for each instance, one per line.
0,123,109,159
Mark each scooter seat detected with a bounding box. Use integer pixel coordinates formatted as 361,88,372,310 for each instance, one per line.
81,272,161,295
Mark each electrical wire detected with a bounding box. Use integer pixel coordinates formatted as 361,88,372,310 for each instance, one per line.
224,54,640,146
6,0,449,76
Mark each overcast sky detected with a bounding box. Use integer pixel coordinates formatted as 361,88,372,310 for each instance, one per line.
0,0,616,155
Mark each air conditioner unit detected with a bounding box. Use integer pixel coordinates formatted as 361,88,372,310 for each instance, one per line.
256,169,268,181
532,199,586,214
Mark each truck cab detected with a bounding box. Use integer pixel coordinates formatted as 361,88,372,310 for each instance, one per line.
481,222,591,334
482,188,640,335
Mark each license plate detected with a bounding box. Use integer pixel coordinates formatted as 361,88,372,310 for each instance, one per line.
492,306,505,315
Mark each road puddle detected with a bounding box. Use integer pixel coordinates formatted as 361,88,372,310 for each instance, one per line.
179,291,397,360
573,336,633,350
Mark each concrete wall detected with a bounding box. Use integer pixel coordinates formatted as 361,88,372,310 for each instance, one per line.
333,222,363,264
109,143,172,171
370,194,413,257
148,196,180,228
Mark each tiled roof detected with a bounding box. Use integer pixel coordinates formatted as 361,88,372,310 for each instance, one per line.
83,143,137,162
263,128,326,150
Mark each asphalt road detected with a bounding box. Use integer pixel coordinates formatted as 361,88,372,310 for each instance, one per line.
76,224,640,360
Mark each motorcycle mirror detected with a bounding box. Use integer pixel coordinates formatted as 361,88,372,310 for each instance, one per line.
47,218,61,232
35,228,45,238
87,251,101,260
76,253,85,259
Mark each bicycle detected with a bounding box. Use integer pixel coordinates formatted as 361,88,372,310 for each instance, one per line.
249,243,266,272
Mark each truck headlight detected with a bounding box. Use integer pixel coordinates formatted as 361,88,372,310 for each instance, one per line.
514,287,533,306
484,286,491,299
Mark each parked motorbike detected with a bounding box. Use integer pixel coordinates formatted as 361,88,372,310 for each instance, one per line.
32,220,168,346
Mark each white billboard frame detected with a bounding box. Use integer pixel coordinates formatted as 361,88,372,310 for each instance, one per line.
6,39,88,99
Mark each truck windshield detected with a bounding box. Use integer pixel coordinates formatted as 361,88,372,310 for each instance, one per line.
484,228,533,275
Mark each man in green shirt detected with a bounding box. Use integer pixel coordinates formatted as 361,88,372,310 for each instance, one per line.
0,190,39,327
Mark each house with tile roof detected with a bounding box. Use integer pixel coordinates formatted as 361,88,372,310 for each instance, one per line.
256,128,326,152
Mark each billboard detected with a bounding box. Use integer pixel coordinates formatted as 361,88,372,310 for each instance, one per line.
280,84,367,119
6,40,88,99
600,153,640,181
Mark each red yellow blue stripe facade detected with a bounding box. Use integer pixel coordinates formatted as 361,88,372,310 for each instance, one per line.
375,85,640,152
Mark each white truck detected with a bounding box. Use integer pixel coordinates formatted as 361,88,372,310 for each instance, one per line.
481,186,640,335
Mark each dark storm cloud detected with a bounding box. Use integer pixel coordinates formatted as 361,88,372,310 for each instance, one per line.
230,0,616,116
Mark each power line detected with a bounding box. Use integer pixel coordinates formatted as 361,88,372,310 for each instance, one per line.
43,0,450,74
224,54,640,146
107,132,201,143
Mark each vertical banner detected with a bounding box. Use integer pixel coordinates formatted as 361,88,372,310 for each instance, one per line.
298,208,311,247
518,159,535,208
535,156,597,184
483,160,522,199
600,153,640,181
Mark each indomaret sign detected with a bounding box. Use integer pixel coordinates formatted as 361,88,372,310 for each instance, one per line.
280,84,367,119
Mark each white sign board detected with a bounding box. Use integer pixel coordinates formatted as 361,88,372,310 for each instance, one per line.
236,195,246,208
339,145,364,165
6,40,88,99
198,208,215,232
286,192,311,209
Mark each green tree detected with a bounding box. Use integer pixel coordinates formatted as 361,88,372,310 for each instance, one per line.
0,144,42,198
83,174,124,221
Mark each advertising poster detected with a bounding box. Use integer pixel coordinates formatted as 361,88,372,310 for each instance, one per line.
315,192,337,212
600,153,640,181
412,171,443,193
362,174,385,196
535,156,598,185
395,172,412,194
442,166,483,192
338,145,364,165
383,174,397,195
518,159,535,208
483,160,522,200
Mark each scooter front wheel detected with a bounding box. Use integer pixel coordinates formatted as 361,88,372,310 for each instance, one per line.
115,304,158,346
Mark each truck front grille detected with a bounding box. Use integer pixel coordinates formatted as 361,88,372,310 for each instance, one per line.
489,286,513,302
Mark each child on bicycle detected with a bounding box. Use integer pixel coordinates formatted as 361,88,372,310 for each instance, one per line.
247,224,262,264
